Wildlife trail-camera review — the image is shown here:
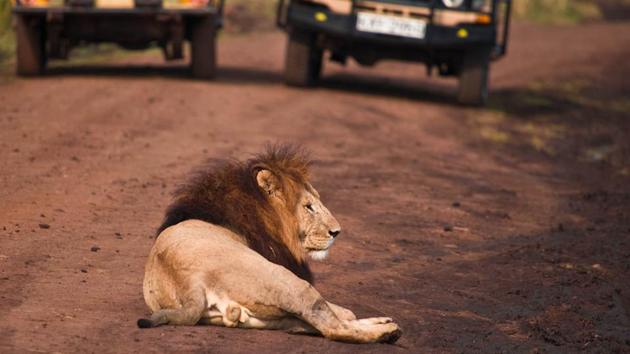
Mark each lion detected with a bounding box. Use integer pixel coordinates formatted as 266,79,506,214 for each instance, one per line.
137,146,402,344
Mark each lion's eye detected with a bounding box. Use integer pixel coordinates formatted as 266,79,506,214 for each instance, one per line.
305,203,315,212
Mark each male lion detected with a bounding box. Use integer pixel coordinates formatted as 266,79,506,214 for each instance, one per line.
138,146,401,344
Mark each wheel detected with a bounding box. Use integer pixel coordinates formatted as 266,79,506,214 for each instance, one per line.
190,16,217,79
284,28,323,86
457,47,491,106
15,14,47,76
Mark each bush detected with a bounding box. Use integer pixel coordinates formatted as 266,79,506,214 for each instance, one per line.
513,0,602,24
0,1,15,65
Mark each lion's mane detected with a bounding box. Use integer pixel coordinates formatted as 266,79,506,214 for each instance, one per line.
157,145,313,282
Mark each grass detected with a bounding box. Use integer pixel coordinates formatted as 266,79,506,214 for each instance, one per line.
0,1,14,69
513,0,602,24
468,77,630,175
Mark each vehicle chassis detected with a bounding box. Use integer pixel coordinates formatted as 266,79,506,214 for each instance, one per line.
12,0,225,78
277,0,512,105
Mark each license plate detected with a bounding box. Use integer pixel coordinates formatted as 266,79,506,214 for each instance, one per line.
356,12,427,39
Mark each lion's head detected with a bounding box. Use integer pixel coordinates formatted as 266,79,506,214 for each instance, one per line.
157,145,341,282
255,169,341,261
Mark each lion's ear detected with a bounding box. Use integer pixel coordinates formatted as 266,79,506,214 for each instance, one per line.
256,169,281,197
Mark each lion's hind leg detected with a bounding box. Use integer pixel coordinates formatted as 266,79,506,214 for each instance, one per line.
137,287,206,328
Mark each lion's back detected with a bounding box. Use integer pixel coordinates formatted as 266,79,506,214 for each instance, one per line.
143,219,302,313
151,220,256,266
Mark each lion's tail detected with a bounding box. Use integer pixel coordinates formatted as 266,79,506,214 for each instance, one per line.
136,314,168,328
137,293,206,328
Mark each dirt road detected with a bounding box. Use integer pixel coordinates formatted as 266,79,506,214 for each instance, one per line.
1,21,629,353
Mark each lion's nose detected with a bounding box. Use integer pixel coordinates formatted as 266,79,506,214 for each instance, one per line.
328,229,341,238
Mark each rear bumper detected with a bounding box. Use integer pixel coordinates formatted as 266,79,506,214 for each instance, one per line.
12,4,219,46
286,3,496,50
12,6,217,16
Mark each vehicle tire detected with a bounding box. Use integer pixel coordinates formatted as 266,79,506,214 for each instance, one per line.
190,16,216,79
457,47,491,106
15,14,47,76
284,28,322,86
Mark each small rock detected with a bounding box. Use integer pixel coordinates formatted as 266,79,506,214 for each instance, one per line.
80,269,88,273
38,223,50,229
452,201,461,207
444,225,453,232
558,223,564,232
90,246,100,252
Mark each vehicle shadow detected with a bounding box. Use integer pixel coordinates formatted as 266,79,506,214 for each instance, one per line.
319,72,456,104
45,64,191,79
44,63,459,104
45,63,283,85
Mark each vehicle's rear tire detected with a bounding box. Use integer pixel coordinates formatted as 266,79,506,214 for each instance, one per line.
284,28,322,86
457,47,491,106
15,14,47,76
190,16,216,79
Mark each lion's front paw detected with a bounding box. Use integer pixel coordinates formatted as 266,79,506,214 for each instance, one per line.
344,319,402,344
376,322,402,344
356,317,393,325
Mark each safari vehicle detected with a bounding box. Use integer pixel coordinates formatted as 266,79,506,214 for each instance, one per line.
11,0,224,78
277,0,512,105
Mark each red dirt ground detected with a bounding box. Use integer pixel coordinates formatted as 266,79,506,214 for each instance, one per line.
1,20,629,353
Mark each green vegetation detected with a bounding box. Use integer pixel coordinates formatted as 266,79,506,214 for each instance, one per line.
513,0,602,24
469,77,630,175
222,0,279,33
0,1,15,68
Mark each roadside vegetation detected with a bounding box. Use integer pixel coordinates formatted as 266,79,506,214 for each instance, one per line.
469,76,630,176
0,0,14,70
512,0,603,24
